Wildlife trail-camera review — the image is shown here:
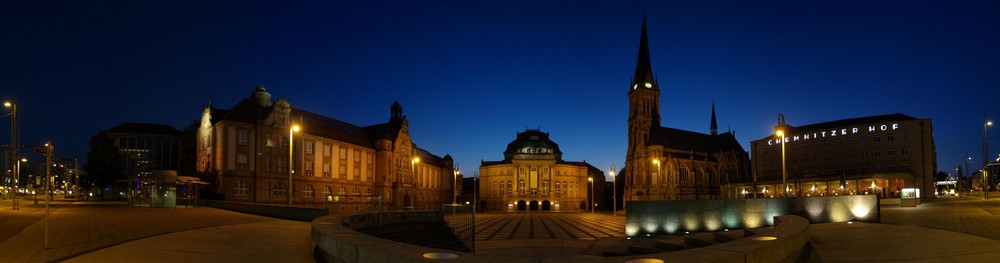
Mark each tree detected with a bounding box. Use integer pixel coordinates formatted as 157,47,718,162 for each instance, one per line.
177,119,198,177
84,130,124,190
935,171,948,182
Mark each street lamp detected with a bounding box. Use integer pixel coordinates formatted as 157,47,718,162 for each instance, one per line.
609,164,616,217
652,159,662,199
474,172,479,211
777,129,787,197
776,114,787,197
4,100,17,210
453,164,459,205
288,124,300,206
588,177,594,214
411,157,419,185
967,156,972,194
984,118,992,200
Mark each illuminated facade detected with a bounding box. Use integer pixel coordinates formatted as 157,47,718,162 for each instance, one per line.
197,87,456,211
622,17,751,203
742,114,936,199
479,129,605,211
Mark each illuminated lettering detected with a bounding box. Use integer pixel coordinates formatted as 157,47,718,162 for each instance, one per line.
763,122,902,146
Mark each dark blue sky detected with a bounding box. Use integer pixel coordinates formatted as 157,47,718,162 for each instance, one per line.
3,0,999,179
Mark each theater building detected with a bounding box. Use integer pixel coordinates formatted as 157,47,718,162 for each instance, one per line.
479,129,605,211
622,17,751,203
741,113,936,199
197,87,456,212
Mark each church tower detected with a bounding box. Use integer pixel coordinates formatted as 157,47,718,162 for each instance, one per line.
625,15,661,201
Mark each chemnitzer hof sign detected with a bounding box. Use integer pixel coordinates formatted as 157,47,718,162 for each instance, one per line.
767,123,900,145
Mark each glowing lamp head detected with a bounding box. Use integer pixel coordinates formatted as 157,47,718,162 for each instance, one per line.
652,159,659,165
3,101,10,107
988,121,993,126
776,130,784,137
412,157,420,164
292,125,300,132
588,177,593,182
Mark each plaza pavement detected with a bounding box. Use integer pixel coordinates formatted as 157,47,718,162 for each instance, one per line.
5,193,1000,262
0,196,311,263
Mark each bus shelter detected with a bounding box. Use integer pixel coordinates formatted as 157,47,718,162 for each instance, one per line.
120,170,208,208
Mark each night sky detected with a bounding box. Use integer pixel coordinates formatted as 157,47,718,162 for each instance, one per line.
3,0,999,180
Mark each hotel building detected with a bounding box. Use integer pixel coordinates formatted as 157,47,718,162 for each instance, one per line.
479,129,605,211
742,113,936,199
197,87,456,211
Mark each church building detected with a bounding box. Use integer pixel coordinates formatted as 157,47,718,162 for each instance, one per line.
622,17,751,204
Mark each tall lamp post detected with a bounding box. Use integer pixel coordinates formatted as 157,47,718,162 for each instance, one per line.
411,157,419,208
776,114,787,197
610,164,616,217
966,156,972,194
588,177,594,213
473,172,479,211
4,101,17,210
652,159,662,199
288,124,299,206
984,118,992,200
453,164,459,205
411,157,420,182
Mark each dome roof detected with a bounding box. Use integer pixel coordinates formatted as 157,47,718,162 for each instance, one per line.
250,85,272,107
503,129,562,161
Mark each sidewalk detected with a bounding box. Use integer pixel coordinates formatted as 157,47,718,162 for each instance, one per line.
0,198,311,263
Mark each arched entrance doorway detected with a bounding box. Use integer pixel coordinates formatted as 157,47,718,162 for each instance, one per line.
541,200,551,211
529,201,539,211
580,201,586,210
517,200,527,211
403,195,411,208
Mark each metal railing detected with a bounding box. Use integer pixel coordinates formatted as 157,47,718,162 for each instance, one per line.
441,204,475,252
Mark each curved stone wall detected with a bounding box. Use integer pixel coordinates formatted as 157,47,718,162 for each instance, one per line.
312,212,810,263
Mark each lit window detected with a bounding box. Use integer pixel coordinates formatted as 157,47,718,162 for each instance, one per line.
237,129,249,145
236,154,248,171
304,161,314,176
234,179,248,197
304,184,314,197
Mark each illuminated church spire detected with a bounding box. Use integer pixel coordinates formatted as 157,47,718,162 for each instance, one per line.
631,15,657,92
